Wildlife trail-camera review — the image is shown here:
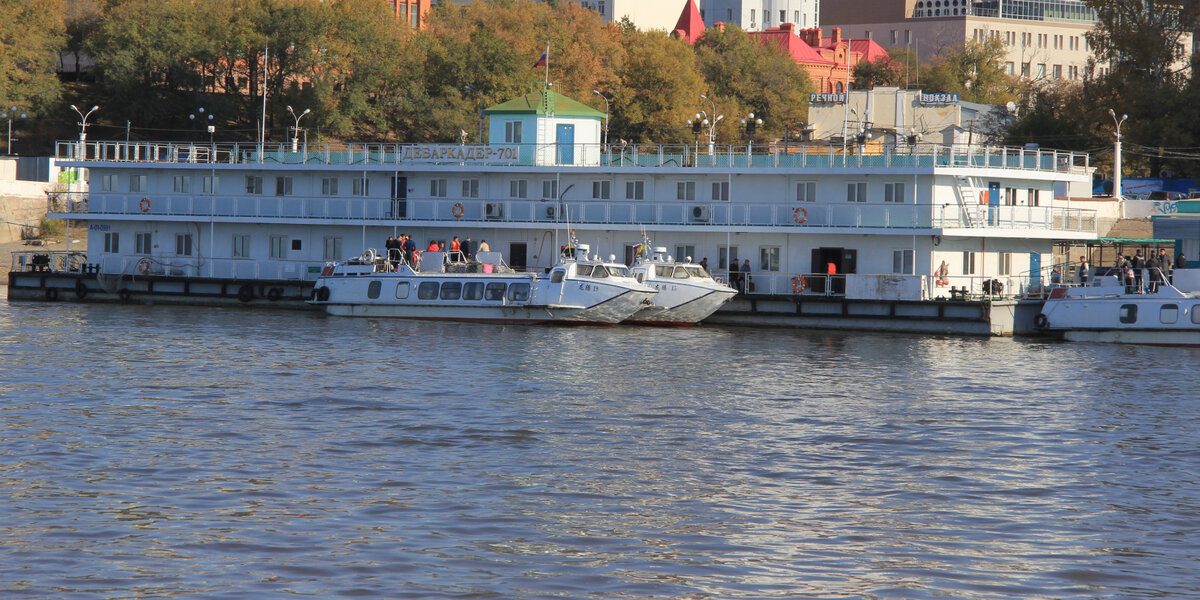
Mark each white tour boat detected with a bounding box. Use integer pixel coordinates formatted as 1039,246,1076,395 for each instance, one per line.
309,243,657,324
1036,274,1200,345
627,240,737,324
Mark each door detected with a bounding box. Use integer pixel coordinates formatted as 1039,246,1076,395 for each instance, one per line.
391,175,407,218
987,181,1000,225
1029,252,1041,287
556,124,575,165
811,247,856,294
509,242,528,272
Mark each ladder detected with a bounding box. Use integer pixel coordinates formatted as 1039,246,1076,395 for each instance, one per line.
952,175,978,227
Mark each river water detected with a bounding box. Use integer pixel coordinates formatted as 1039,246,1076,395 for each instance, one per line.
2,295,1199,599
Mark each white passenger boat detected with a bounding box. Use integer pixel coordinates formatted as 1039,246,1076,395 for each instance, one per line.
627,240,736,324
1036,275,1200,345
309,244,656,324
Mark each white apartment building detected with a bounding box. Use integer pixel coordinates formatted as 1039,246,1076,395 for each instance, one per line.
699,0,820,31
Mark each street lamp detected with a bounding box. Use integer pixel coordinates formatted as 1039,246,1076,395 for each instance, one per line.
592,89,610,147
189,106,214,144
287,105,311,152
697,94,724,154
2,106,26,155
1108,108,1128,203
463,85,483,143
740,112,762,153
70,104,99,159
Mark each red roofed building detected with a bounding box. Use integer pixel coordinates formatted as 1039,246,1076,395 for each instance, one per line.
750,24,892,93
673,0,706,45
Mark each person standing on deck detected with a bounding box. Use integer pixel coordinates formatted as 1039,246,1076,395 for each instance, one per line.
1078,256,1090,285
461,237,473,261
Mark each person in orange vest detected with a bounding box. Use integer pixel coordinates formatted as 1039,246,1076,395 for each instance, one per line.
451,236,461,254
827,262,837,275
427,240,440,252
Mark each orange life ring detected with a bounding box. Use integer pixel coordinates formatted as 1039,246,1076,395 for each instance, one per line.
793,207,808,224
139,197,151,212
792,276,807,293
451,202,465,219
136,258,151,274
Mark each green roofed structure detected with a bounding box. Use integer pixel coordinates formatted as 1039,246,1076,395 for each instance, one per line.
483,88,604,166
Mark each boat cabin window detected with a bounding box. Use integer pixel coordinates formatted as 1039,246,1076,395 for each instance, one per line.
463,282,484,300
395,281,410,299
485,282,507,301
1193,305,1200,324
574,265,593,277
673,267,690,279
367,280,382,299
1119,304,1137,324
418,281,440,300
687,266,708,278
1160,304,1179,324
550,269,565,283
591,266,610,278
441,281,462,300
607,265,631,278
656,265,672,277
507,282,530,302
636,273,644,283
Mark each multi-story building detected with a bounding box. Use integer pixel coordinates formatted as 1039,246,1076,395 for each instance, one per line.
385,0,431,29
699,0,820,31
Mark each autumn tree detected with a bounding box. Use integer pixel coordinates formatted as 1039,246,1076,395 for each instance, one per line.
920,38,1023,105
0,0,66,113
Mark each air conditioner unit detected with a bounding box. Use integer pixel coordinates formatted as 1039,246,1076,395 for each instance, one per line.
692,205,710,222
485,202,503,219
545,205,560,219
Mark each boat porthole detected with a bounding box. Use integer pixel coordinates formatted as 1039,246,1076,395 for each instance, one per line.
237,285,254,303
317,287,331,302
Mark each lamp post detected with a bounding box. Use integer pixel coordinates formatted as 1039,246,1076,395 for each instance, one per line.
70,104,99,159
1108,108,1128,203
698,94,724,154
189,107,214,144
592,89,610,147
2,107,25,155
740,112,762,153
464,85,483,143
287,105,311,152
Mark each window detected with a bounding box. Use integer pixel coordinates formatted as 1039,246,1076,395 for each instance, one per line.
1053,64,1062,79
796,181,816,202
101,174,117,192
750,9,755,24
759,247,780,272
269,235,288,259
104,232,119,253
847,182,866,202
367,280,381,299
892,249,914,274
507,282,530,302
135,232,152,255
712,181,729,201
176,233,193,256
504,121,523,143
430,178,447,197
1005,62,1015,75
1028,188,1040,207
202,176,219,194
463,282,484,300
542,180,558,200
353,178,370,196
1119,304,1137,324
245,176,263,194
1161,304,1179,324
323,236,342,260
676,181,696,201
890,30,897,45
625,180,645,200
291,239,301,251
1192,305,1200,324
440,281,462,300
719,246,738,270
592,180,611,200
779,9,785,22
129,175,146,193
509,179,528,198
1004,187,1017,206
418,281,440,299
904,30,911,44
395,281,410,299
884,182,905,203
1021,63,1030,77
1037,64,1046,78
485,282,507,301
962,251,976,275
173,176,191,193
674,245,696,263
275,176,292,196
999,252,1012,276
462,179,479,198
322,177,339,195
233,234,251,258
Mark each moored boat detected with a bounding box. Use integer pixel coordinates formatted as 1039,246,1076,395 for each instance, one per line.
627,240,736,324
1036,274,1200,344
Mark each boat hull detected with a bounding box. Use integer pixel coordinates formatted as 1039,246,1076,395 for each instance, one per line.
1059,329,1200,345
627,287,738,324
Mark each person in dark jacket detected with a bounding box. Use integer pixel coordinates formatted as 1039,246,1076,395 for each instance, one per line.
461,237,473,261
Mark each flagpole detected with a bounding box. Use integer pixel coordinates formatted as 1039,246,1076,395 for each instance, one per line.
544,41,550,87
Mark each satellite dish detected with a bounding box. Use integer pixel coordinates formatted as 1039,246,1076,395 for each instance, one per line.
1005,101,1017,113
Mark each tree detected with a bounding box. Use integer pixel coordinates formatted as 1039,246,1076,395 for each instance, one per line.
852,56,904,89
0,0,66,113
615,32,705,143
1086,0,1198,90
920,38,1023,105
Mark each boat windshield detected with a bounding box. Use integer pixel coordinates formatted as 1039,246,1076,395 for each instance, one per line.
591,265,610,278
606,265,631,278
574,265,593,277
686,266,708,278
673,267,690,279
655,265,672,277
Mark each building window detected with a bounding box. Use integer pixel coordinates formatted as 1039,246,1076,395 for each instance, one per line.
1028,188,1040,206
999,252,1012,276
173,176,190,193
505,121,523,143
1036,64,1046,78
542,180,558,200
625,180,645,200
245,175,263,194
962,251,976,275
1021,63,1030,77
779,9,785,22
719,245,738,270
462,179,479,198
1053,64,1062,79
430,178,447,197
847,182,866,202
269,235,288,259
176,233,193,256
796,181,817,202
674,245,696,263
592,180,611,200
135,232,152,255
233,234,251,258
353,178,370,196
749,9,755,25
892,249,914,274
1005,62,1015,75
884,182,905,203
101,174,117,192
890,30,897,45
904,30,911,44
509,179,528,198
712,180,729,201
323,236,342,260
202,176,219,194
676,181,696,201
104,232,119,253
275,176,292,196
759,247,780,272
322,177,339,195
129,175,146,193
1004,187,1017,206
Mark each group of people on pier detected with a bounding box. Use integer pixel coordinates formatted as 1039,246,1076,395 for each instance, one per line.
1069,249,1186,293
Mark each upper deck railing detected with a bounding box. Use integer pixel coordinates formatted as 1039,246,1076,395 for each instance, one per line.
56,140,1091,175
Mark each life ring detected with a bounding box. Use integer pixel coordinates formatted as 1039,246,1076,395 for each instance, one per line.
932,235,941,246
793,207,808,224
1034,314,1049,329
139,197,151,212
266,287,283,301
237,285,254,302
74,280,89,299
791,276,807,293
119,288,133,303
452,202,465,219
136,258,152,275
45,287,59,301
317,286,330,302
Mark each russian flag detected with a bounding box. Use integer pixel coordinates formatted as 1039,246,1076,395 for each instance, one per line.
533,51,548,69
